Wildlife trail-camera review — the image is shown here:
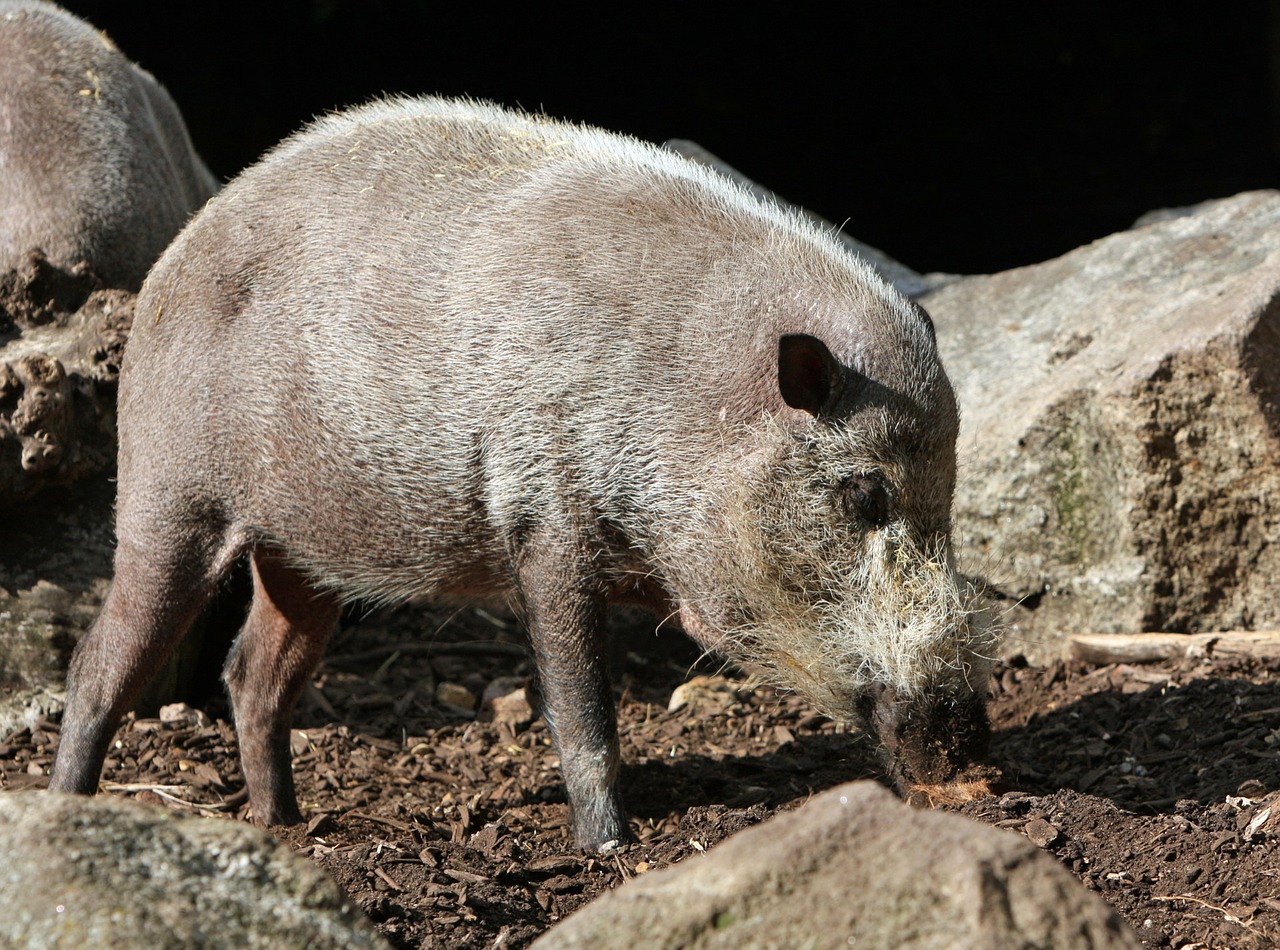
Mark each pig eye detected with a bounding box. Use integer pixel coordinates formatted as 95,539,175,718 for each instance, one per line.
840,472,890,527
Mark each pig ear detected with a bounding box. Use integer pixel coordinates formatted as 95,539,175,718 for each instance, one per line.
778,334,845,417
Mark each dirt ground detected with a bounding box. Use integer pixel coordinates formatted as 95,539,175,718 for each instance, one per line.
3,599,1279,949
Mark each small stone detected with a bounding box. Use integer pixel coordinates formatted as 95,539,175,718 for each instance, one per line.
290,730,311,756
480,677,534,726
435,682,477,715
667,675,740,713
1024,818,1060,848
158,703,209,727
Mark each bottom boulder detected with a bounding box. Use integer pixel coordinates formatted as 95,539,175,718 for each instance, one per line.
0,791,388,949
536,780,1138,949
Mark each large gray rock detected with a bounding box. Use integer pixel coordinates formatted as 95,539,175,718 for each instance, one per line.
535,781,1138,949
926,191,1280,659
0,791,389,949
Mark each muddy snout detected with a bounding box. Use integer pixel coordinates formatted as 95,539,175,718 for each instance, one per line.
859,684,994,800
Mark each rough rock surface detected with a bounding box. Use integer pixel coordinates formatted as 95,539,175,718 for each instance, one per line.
0,253,138,734
0,791,388,949
926,191,1280,660
0,251,134,504
534,780,1139,949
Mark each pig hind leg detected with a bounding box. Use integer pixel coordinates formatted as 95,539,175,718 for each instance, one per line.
224,547,339,825
50,519,244,796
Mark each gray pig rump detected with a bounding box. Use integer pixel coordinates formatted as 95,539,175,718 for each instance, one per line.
49,97,993,850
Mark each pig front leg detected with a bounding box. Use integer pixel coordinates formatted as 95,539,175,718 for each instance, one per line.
515,538,626,852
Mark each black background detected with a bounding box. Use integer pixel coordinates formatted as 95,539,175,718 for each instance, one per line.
57,1,1280,274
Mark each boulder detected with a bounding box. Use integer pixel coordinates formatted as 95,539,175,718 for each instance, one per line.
0,791,389,949
926,191,1280,659
0,259,133,506
535,780,1138,949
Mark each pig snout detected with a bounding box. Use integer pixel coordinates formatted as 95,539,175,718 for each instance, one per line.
858,683,991,790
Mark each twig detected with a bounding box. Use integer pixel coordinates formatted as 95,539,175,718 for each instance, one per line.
101,782,244,813
372,650,401,679
1070,631,1280,664
613,851,632,881
473,608,513,630
326,640,527,667
101,782,187,793
1152,894,1257,930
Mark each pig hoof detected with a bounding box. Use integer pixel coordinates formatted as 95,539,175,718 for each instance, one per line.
572,812,632,853
249,801,304,826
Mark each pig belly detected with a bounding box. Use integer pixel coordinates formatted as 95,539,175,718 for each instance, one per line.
240,460,515,605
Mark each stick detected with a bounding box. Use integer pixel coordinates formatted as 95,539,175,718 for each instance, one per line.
325,640,527,667
101,782,245,813
1151,894,1256,930
1069,631,1280,664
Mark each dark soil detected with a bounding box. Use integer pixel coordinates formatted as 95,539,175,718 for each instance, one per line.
4,605,1280,949
0,254,132,502
0,249,100,331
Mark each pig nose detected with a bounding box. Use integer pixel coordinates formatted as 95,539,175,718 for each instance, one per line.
857,682,903,751
859,683,992,788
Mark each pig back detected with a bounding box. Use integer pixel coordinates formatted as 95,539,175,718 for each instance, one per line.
124,97,929,608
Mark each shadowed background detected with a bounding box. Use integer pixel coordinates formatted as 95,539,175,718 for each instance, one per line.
57,1,1280,274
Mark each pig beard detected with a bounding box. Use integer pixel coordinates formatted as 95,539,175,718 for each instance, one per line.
726,523,992,719
678,424,995,722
